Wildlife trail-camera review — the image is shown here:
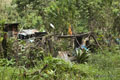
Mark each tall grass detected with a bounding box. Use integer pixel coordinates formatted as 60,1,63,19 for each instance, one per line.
0,45,120,80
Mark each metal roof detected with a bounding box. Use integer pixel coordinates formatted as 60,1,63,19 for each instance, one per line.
19,29,39,36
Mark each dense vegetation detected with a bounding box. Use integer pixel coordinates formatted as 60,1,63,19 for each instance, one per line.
0,0,120,80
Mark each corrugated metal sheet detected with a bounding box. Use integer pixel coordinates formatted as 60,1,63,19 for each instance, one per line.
19,29,39,36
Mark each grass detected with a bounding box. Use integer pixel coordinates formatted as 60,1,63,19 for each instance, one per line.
0,45,120,80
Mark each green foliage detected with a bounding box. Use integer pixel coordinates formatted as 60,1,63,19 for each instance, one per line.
44,0,79,34
0,46,120,80
0,0,120,80
88,46,120,80
1,0,120,34
1,0,118,34
21,13,44,30
0,59,15,66
75,48,90,63
0,19,5,31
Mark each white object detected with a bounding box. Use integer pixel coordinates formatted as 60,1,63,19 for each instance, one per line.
50,23,55,29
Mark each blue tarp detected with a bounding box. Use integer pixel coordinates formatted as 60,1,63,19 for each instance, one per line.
81,45,89,51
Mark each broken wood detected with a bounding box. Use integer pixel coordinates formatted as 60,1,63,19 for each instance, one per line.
91,34,103,51
57,32,92,38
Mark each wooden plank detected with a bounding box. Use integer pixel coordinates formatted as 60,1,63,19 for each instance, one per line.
57,32,92,38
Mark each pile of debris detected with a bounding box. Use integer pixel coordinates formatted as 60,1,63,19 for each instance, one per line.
2,23,102,63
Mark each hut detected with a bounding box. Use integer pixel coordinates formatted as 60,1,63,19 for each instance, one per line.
3,23,19,38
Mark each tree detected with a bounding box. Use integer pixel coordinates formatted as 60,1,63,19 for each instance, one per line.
13,0,120,34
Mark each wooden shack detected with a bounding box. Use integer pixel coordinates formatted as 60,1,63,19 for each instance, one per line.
3,23,19,37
